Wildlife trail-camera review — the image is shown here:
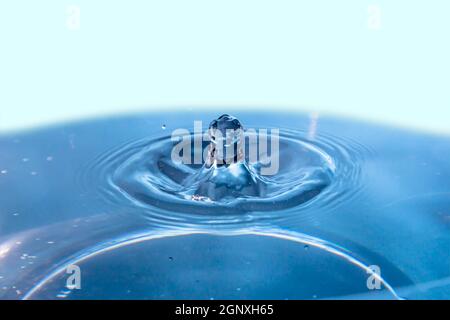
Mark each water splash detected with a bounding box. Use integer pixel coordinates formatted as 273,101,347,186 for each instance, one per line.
80,115,360,226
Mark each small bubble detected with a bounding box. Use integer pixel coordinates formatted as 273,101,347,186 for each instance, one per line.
30,171,38,176
168,256,174,261
1,170,7,174
47,241,55,244
22,158,29,162
304,245,309,250
236,287,241,291
46,156,53,161
162,124,166,130
190,195,212,202
15,241,22,245
13,213,19,216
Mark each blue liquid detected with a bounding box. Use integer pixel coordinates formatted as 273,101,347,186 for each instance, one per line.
0,111,449,299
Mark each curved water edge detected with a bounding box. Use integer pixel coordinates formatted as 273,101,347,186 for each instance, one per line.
20,227,402,300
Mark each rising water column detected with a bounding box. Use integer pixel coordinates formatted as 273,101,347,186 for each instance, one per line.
193,114,263,201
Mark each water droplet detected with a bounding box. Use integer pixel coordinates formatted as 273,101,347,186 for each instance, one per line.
0,170,7,174
304,245,309,250
30,171,38,176
161,124,166,130
184,114,266,202
207,114,244,166
22,158,29,162
12,213,19,216
46,156,53,161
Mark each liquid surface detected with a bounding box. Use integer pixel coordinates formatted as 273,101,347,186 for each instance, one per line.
0,111,449,299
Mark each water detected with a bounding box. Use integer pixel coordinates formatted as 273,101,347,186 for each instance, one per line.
0,111,449,299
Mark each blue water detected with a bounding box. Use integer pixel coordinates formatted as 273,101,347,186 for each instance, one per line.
0,111,449,299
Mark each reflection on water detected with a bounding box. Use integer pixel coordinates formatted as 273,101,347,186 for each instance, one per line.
0,111,450,299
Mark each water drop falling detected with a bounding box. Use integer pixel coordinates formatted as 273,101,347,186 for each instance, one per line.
162,124,166,130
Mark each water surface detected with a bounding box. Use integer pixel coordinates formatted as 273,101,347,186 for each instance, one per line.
0,111,449,299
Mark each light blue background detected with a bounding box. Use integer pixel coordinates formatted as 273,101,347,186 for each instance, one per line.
0,1,449,134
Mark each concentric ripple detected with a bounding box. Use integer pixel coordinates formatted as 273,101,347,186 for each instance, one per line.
81,128,367,226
